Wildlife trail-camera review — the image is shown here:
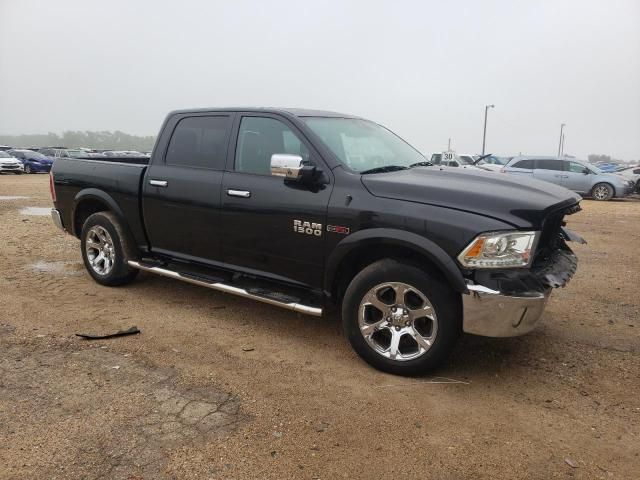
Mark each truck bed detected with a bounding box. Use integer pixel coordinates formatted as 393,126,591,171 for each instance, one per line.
52,157,148,245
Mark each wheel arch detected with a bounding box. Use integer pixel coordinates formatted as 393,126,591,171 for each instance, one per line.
325,228,468,303
71,189,127,238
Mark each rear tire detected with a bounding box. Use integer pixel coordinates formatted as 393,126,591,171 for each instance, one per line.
591,183,613,201
341,258,461,376
80,211,139,286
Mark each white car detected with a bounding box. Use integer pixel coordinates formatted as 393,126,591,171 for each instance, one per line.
430,153,488,171
0,151,24,174
431,153,506,172
615,166,640,193
477,154,511,172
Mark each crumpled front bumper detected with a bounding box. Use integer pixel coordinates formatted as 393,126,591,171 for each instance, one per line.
462,284,551,337
462,235,580,337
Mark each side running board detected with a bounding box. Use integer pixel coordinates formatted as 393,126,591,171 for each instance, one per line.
127,261,323,317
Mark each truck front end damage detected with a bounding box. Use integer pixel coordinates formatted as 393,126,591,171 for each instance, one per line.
461,204,583,337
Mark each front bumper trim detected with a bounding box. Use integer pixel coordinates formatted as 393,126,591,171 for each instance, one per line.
462,282,551,337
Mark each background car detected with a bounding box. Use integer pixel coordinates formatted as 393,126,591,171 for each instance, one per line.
502,156,635,200
7,149,54,174
0,150,24,174
615,165,640,193
478,154,511,172
430,153,489,171
39,148,88,159
594,162,624,173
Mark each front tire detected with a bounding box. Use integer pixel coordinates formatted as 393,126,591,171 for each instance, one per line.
342,259,461,376
24,164,32,174
591,182,614,201
80,211,139,286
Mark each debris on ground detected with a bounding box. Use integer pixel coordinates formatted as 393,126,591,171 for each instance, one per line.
76,326,141,340
564,457,579,468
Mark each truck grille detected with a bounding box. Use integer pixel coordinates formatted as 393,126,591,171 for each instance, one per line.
536,203,581,259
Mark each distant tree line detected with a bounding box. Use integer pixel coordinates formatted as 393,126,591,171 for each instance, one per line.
0,131,156,151
588,154,636,165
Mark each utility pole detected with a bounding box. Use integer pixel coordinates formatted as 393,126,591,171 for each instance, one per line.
560,133,565,157
447,138,451,150
557,123,565,157
482,104,495,155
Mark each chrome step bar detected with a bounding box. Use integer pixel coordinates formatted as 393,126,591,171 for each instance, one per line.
127,261,323,317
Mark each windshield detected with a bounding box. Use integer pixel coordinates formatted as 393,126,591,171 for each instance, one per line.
303,117,425,173
66,150,85,157
28,152,48,160
0,151,11,158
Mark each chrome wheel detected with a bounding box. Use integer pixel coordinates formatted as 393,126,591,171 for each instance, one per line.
358,282,438,361
593,184,610,200
85,226,116,275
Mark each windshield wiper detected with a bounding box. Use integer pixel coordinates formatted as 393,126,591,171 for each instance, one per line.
473,153,492,165
408,161,433,168
360,165,409,174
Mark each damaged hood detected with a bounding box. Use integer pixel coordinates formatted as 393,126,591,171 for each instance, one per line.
361,167,581,228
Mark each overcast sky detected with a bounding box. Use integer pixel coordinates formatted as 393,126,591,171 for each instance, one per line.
1,0,638,160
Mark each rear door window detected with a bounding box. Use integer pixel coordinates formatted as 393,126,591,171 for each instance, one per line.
536,159,563,171
165,116,231,170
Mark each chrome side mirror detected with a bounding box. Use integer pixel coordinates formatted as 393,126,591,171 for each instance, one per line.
270,154,304,180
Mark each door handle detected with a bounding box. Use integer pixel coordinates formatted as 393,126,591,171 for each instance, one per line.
227,189,251,198
149,179,168,187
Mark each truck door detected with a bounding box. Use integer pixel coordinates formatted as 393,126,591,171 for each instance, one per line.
142,113,233,263
220,114,332,288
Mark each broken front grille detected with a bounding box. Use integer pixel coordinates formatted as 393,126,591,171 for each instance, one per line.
536,202,581,259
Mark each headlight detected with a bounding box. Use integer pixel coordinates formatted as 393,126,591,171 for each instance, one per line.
457,231,538,268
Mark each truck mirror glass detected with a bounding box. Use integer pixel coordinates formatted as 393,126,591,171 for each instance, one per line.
271,154,304,180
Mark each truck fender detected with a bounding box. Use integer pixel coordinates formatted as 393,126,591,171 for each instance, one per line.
71,189,127,237
324,228,468,295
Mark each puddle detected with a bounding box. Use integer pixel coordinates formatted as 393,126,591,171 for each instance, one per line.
0,196,29,201
25,261,83,276
20,207,51,216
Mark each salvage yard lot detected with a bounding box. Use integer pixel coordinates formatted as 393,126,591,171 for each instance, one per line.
1,174,638,479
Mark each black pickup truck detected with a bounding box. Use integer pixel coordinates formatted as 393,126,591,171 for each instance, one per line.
50,108,583,375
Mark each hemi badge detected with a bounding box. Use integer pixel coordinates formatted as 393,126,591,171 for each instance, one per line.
327,225,350,235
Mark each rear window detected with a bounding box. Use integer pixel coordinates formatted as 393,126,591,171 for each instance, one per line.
165,116,231,170
512,159,535,169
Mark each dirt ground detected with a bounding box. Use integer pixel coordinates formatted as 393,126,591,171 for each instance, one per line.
0,174,638,480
